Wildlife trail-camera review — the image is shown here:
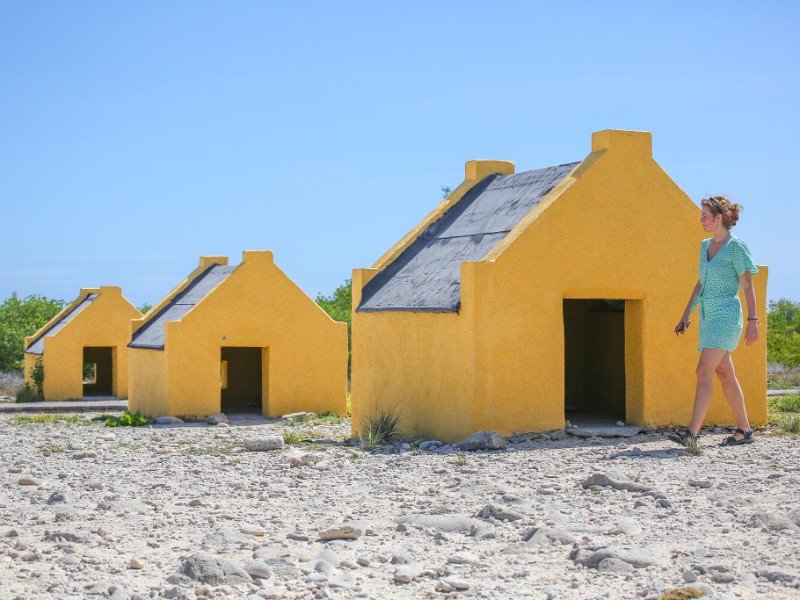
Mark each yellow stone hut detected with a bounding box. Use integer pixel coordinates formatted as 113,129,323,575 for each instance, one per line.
127,251,348,419
23,286,141,400
351,130,768,442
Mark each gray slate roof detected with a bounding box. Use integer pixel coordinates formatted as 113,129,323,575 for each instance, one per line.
129,264,237,350
357,162,578,312
25,294,98,355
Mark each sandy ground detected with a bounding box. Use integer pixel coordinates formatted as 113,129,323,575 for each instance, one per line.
1,414,798,600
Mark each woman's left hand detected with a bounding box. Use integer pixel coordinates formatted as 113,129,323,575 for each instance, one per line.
745,321,759,345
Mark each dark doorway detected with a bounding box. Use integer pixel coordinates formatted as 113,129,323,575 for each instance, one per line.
564,300,626,423
220,347,263,413
83,347,113,396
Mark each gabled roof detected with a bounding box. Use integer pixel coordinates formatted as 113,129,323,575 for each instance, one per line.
357,162,579,312
25,294,99,355
129,264,237,350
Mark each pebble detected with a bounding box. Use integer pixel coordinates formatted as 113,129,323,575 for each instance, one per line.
17,477,42,486
319,524,363,541
394,565,424,583
244,437,285,451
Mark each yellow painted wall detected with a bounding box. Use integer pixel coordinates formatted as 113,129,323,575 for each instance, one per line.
22,287,141,400
128,251,348,419
352,130,768,441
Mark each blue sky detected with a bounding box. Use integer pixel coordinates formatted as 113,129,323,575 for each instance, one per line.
1,1,798,306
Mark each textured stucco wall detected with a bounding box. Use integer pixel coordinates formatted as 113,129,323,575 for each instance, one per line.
129,251,348,419
351,130,768,442
22,287,141,400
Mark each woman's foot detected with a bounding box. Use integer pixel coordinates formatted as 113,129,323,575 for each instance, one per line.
720,428,754,446
667,428,699,447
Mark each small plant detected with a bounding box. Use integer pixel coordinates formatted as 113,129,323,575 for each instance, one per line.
453,453,468,467
657,588,703,600
283,430,322,445
685,438,702,455
359,405,401,450
14,414,83,424
779,414,800,434
104,410,153,427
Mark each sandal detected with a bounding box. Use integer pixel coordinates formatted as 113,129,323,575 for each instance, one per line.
720,428,754,446
667,428,699,447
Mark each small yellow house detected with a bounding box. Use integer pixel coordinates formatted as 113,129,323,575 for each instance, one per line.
351,130,768,442
128,251,347,419
24,286,141,400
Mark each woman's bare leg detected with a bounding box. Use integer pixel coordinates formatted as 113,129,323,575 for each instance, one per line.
715,352,751,439
688,348,728,435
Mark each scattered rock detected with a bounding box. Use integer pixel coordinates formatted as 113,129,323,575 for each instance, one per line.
597,558,635,573
177,552,252,585
447,552,480,565
129,558,144,570
281,412,315,423
455,431,507,451
396,514,489,537
17,477,42,486
436,576,470,592
523,526,576,546
319,524,363,541
72,451,97,460
581,473,661,495
156,416,184,425
689,479,713,489
394,565,424,583
242,559,273,579
476,504,523,522
570,546,669,569
419,440,443,451
206,413,229,426
47,491,66,504
244,437,285,452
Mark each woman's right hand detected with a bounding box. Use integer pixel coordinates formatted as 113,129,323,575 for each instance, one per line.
674,318,691,335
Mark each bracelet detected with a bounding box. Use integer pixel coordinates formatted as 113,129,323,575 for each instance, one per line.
747,316,759,322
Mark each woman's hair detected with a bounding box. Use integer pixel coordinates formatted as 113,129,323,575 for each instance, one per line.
701,195,742,229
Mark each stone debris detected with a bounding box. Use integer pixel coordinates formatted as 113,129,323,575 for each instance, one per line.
244,436,285,451
319,524,363,541
455,431,507,451
0,412,797,599
155,416,184,425
206,413,229,426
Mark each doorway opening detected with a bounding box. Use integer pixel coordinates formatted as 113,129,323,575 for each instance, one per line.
83,347,113,396
564,299,626,425
220,347,264,414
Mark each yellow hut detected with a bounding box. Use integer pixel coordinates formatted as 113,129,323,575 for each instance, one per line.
351,130,768,442
128,251,347,419
23,286,141,400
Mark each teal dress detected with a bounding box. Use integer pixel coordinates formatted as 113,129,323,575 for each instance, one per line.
690,234,759,352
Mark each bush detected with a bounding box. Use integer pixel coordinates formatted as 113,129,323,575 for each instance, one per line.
0,293,65,371
359,405,401,450
104,410,153,427
768,298,800,369
768,394,800,413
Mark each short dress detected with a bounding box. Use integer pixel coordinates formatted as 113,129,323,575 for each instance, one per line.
689,234,760,352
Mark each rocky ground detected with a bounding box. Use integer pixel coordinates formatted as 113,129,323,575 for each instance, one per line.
1,414,798,600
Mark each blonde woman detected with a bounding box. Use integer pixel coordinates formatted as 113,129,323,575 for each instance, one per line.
671,196,760,447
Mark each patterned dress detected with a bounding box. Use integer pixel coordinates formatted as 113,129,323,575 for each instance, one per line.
690,234,759,352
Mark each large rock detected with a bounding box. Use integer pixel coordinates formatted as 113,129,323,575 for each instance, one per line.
570,546,669,569
476,504,523,522
396,514,489,537
177,552,251,585
456,431,507,451
156,416,184,425
319,524,363,541
244,437,285,452
524,526,577,546
206,413,229,426
581,473,663,496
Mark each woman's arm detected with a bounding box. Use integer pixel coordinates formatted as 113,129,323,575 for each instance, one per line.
740,270,759,345
675,279,701,334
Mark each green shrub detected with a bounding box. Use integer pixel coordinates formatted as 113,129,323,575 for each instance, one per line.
359,405,401,450
768,394,800,413
768,298,800,369
0,293,65,371
104,410,153,427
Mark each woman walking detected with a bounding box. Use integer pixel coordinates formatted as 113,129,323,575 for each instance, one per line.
671,196,760,447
